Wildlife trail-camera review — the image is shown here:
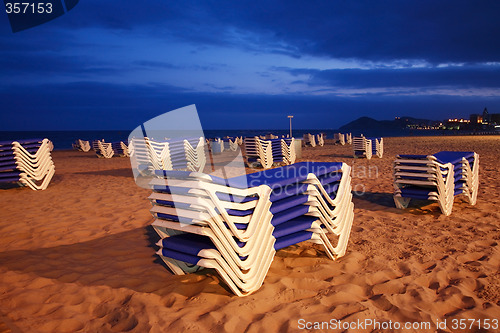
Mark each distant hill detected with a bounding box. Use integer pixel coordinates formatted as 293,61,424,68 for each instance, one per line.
339,117,399,132
339,116,436,132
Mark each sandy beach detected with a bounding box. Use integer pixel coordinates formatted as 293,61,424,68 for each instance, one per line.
0,135,499,332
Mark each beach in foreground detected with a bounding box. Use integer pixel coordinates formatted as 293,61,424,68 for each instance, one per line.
0,136,499,332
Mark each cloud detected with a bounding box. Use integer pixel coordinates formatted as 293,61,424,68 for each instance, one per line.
27,0,500,64
2,0,500,131
278,64,500,90
2,81,500,131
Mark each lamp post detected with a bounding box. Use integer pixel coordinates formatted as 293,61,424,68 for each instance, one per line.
288,115,294,138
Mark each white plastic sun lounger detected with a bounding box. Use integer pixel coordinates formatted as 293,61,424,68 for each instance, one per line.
316,133,325,146
334,133,345,145
129,137,206,174
224,137,242,152
353,136,372,159
393,151,479,216
281,138,296,165
148,161,355,296
244,137,273,169
346,133,352,145
110,141,129,157
72,139,91,152
0,138,55,190
95,141,114,158
303,133,316,147
210,138,224,154
368,137,383,158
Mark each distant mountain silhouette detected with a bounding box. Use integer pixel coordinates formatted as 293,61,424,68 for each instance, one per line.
339,116,435,132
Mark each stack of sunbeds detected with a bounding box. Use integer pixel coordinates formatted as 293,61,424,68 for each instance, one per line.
268,138,296,165
149,161,355,296
316,133,325,146
210,138,224,154
346,133,352,145
303,133,316,147
0,138,55,190
244,137,273,169
244,137,297,168
353,136,373,160
130,137,206,174
72,139,91,152
159,137,206,172
393,151,479,215
91,140,101,151
368,137,383,158
224,137,242,152
94,140,114,158
281,138,296,165
111,141,129,157
144,138,172,171
182,137,206,171
334,133,346,145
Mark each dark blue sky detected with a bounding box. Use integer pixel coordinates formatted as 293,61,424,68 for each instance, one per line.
1,0,500,130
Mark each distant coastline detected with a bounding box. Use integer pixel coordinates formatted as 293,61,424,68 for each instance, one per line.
0,128,498,151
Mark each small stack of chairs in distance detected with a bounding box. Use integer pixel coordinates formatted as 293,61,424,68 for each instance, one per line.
91,139,101,151
393,151,479,216
224,136,243,152
92,140,130,158
210,138,225,154
368,137,383,158
149,161,355,296
316,133,325,146
93,140,114,158
303,133,317,147
244,137,273,169
111,141,129,157
346,133,352,144
0,138,55,190
160,137,206,172
144,138,172,171
280,137,296,165
129,137,158,174
334,133,346,145
72,139,91,152
353,136,373,160
268,138,285,165
266,137,296,166
129,137,206,174
183,137,206,172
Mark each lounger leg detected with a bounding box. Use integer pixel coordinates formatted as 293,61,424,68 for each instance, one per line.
394,195,410,209
438,200,453,216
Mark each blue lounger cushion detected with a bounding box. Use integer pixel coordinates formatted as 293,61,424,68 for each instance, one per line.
159,248,201,266
270,194,309,214
433,151,474,165
274,231,314,250
273,216,317,238
271,205,311,226
155,162,344,190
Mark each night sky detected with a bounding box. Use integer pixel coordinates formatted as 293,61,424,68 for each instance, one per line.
1,1,500,130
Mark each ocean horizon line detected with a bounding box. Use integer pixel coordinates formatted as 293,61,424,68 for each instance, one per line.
0,128,496,151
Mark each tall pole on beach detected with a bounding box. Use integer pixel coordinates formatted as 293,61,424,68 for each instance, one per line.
288,115,294,138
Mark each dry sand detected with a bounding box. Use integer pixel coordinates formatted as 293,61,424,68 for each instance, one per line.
0,136,499,332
